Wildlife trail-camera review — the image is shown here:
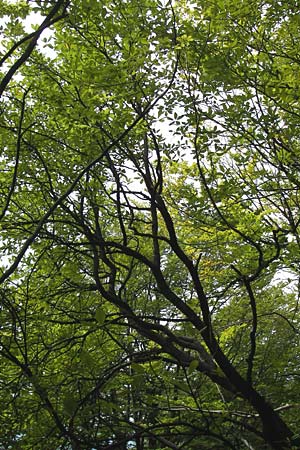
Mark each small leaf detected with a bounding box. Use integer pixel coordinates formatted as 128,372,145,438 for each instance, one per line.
131,363,145,374
95,307,106,325
173,379,190,393
80,350,93,367
63,395,77,416
188,359,199,374
131,373,144,387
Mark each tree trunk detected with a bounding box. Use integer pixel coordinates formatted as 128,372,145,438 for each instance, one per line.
210,336,293,449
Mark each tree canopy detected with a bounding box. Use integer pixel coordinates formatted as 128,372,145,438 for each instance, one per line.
1,0,300,449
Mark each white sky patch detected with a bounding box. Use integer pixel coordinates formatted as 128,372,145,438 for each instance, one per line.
272,269,299,295
0,8,57,81
22,10,57,59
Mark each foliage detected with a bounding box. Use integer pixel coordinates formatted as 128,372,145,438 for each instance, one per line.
1,0,300,449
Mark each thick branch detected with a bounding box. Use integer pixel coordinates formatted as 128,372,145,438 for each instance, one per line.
0,53,178,285
0,0,69,97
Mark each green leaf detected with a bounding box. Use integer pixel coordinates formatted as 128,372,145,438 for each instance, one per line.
131,373,144,387
79,350,94,367
188,359,199,374
95,307,106,325
63,395,77,416
173,380,190,394
131,363,145,374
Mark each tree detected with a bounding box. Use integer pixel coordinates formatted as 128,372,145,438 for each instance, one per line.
0,0,300,448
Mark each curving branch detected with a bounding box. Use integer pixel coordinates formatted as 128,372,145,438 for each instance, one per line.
0,0,69,98
0,88,29,221
0,51,179,285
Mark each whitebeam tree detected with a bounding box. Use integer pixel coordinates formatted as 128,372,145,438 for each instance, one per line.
0,1,300,449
